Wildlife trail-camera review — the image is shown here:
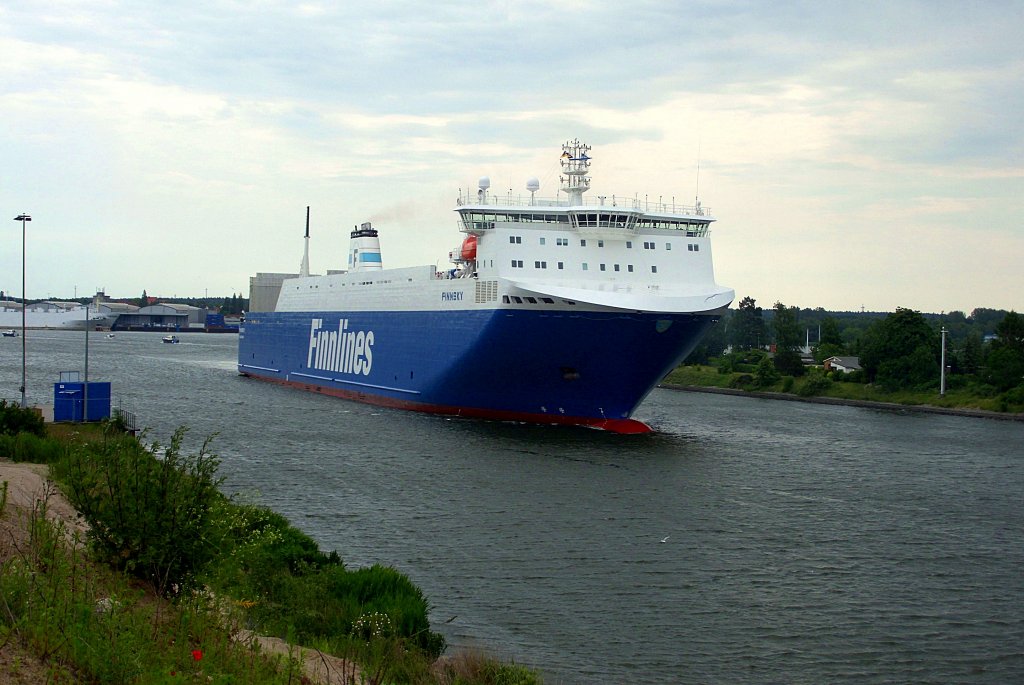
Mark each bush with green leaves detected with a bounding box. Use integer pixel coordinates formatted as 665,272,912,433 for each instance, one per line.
208,498,446,659
0,431,65,463
798,368,833,397
0,399,45,437
754,356,781,388
55,427,223,595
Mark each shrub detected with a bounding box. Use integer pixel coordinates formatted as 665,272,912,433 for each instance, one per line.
0,431,65,463
729,374,754,389
56,427,223,595
754,356,781,388
798,369,833,397
0,399,45,437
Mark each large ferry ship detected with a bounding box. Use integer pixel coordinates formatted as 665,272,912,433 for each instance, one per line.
238,141,733,433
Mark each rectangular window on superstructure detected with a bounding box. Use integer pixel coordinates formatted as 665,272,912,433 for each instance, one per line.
666,243,672,250
688,244,694,251
535,261,547,269
511,259,523,268
509,236,523,244
651,265,658,273
598,240,604,247
600,264,606,271
557,261,564,270
539,237,546,245
614,264,620,272
556,237,569,246
582,263,589,271
580,239,587,247
626,241,632,248
627,264,634,272
694,244,700,251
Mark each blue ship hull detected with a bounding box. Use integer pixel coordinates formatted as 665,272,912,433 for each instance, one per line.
238,308,716,432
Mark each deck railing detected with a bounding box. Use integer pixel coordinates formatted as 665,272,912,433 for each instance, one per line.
457,191,709,217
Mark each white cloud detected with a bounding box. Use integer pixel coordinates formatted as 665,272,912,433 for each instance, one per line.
0,1,1021,313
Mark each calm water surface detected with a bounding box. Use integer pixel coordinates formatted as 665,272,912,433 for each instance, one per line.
4,331,1023,683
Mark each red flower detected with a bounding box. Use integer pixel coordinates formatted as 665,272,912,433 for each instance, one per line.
192,649,203,661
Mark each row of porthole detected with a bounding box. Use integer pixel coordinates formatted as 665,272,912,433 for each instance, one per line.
509,260,658,274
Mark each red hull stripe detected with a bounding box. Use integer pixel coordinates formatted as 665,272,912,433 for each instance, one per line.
241,372,652,435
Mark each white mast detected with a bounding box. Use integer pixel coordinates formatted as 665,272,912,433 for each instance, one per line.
559,139,592,205
299,206,310,278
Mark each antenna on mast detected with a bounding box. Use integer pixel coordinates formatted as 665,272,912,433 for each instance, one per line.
694,141,701,208
299,206,311,277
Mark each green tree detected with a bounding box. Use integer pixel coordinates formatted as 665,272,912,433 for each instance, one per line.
981,311,1024,390
731,296,765,351
772,302,806,376
860,307,939,390
819,316,843,346
754,355,781,387
772,301,803,351
138,289,148,308
995,311,1024,353
959,332,983,375
814,342,846,364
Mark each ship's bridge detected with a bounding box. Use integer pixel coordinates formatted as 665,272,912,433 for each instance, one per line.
456,199,712,240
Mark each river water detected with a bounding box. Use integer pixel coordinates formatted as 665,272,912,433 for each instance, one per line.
3,331,1023,684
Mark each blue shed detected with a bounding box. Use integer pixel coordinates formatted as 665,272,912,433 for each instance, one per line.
53,380,112,422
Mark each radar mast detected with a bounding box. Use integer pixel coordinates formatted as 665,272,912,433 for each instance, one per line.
559,139,592,205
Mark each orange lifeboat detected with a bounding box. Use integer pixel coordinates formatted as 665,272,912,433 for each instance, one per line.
460,234,477,260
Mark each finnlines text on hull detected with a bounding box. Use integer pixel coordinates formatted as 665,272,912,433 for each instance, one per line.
307,318,375,375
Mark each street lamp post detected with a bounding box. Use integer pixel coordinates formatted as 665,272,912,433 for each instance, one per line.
940,326,948,397
14,214,31,408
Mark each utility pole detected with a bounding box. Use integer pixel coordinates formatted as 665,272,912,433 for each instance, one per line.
14,214,31,407
940,327,947,396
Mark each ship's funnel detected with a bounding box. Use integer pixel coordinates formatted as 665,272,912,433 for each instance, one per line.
349,222,382,272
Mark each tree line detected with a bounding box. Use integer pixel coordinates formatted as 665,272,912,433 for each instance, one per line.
686,297,1024,399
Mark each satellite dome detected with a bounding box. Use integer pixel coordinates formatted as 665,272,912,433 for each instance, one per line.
478,176,491,191
526,177,540,192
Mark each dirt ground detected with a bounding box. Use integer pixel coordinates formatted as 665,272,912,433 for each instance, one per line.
0,459,360,685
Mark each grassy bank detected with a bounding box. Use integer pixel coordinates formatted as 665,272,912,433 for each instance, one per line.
663,364,1024,415
0,408,542,684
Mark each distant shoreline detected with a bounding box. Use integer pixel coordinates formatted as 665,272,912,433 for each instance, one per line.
658,383,1024,423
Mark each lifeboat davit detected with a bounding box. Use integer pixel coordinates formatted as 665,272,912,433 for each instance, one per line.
460,234,477,260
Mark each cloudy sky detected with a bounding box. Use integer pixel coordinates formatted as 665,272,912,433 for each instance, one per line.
2,0,1021,314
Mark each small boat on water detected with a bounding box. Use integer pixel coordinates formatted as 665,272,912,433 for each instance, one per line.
2,329,18,337
162,334,180,344
106,333,116,339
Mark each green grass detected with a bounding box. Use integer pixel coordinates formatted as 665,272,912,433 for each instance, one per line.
666,364,1024,414
0,408,545,684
